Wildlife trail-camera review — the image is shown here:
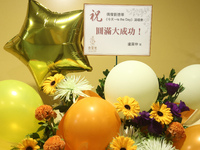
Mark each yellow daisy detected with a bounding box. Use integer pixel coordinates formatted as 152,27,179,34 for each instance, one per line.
114,96,140,119
42,73,64,95
150,102,173,125
17,138,40,150
110,136,137,150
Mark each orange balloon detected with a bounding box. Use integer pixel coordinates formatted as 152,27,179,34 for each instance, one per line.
56,90,100,137
77,90,101,101
181,108,195,124
56,113,65,139
56,91,102,150
62,97,121,150
178,125,200,150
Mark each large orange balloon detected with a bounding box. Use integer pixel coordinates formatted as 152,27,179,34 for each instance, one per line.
56,90,100,137
62,97,121,150
177,125,200,150
56,90,101,150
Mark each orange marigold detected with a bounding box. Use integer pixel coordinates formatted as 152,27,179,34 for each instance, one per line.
35,105,57,121
166,122,186,141
43,135,65,150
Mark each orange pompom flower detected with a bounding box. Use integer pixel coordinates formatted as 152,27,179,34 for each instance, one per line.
166,122,186,141
43,135,65,150
35,105,57,121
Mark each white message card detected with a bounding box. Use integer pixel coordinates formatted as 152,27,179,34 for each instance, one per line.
84,4,152,55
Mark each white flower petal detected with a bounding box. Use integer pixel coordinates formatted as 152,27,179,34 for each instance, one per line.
53,75,93,103
137,137,177,150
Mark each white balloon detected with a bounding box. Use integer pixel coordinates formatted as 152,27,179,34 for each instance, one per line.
173,64,200,109
104,60,159,113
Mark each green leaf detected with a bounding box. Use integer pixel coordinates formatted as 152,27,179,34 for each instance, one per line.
173,116,182,123
53,125,59,130
37,125,46,132
169,68,176,79
38,122,45,125
29,132,40,139
96,69,110,99
103,69,110,76
160,87,167,92
54,101,73,113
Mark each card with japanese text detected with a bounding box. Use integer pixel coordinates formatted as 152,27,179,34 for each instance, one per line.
84,4,152,55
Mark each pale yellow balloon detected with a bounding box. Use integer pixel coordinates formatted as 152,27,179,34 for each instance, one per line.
0,80,43,145
104,60,159,116
174,64,200,109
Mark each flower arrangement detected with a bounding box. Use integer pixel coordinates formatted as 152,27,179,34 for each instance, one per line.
107,69,189,150
11,69,190,150
43,74,93,113
11,74,93,150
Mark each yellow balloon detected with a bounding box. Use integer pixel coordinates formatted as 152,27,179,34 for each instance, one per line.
0,139,15,150
4,0,92,89
0,80,43,145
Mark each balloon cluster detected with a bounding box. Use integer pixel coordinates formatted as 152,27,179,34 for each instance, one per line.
2,62,200,150
2,0,200,149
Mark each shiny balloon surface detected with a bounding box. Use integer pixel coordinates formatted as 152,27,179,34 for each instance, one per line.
105,60,159,114
4,0,92,89
60,97,121,150
0,80,43,145
174,125,200,150
174,64,200,109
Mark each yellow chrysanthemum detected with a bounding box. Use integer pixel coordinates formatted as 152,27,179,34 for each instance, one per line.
42,73,65,95
150,102,173,125
17,138,40,150
110,136,137,150
114,96,140,119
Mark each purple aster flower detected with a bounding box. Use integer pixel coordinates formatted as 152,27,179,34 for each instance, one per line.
148,119,163,135
165,83,180,95
132,111,151,127
132,116,140,125
165,101,181,117
138,111,151,126
179,100,190,112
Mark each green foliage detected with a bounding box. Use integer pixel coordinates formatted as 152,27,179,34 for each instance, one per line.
96,69,110,99
156,68,185,104
25,118,59,149
54,100,73,113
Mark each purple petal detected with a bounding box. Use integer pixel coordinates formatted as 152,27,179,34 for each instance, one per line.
165,101,181,117
179,100,190,112
165,83,180,95
148,119,163,135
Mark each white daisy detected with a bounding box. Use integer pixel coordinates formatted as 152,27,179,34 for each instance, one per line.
137,137,177,150
53,75,93,103
123,126,146,148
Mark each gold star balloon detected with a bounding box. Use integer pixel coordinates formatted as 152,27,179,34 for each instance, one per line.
4,0,92,89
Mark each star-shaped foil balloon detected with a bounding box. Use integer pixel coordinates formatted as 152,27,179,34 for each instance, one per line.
4,0,92,89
